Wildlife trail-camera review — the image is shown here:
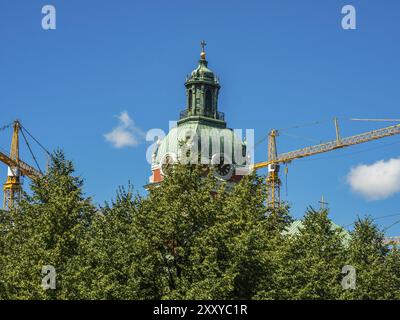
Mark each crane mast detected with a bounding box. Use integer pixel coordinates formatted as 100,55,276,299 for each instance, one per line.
266,129,280,205
252,120,400,207
1,121,43,210
3,121,21,209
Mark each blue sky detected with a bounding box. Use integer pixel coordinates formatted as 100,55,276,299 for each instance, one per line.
1,0,400,235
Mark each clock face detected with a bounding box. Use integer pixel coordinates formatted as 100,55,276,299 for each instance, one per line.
211,153,234,180
160,153,176,176
217,163,232,177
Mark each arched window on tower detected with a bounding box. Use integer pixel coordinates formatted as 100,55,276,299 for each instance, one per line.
205,89,212,115
188,90,193,113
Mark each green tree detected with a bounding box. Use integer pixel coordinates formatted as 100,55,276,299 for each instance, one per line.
129,164,291,299
385,246,400,299
341,217,397,300
258,208,347,300
1,151,398,300
1,150,95,299
70,185,142,299
0,209,11,298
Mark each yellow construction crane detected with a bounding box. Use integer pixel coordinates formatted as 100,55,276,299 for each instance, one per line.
252,118,400,207
0,120,44,210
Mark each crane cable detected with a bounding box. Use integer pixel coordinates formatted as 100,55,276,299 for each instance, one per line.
343,212,400,228
254,135,268,148
254,117,335,149
278,119,327,132
383,218,400,232
254,115,397,149
1,121,50,174
20,125,51,156
0,122,13,132
280,131,321,144
19,128,43,174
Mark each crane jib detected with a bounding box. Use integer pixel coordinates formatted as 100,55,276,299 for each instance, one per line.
0,151,43,180
253,123,400,170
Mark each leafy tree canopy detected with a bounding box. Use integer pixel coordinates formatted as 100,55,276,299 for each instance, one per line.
0,152,398,300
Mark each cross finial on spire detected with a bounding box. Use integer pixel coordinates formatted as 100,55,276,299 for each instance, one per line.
319,195,329,210
200,40,207,60
201,40,207,53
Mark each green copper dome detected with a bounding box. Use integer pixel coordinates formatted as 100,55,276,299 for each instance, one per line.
150,43,249,179
178,43,224,125
186,56,219,86
152,121,247,167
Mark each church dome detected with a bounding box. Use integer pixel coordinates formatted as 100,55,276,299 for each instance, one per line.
186,52,219,86
152,122,247,168
147,42,251,186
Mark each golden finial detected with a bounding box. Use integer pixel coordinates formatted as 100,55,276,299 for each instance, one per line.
200,40,206,59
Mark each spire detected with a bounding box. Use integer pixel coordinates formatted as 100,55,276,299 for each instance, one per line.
179,42,225,127
200,40,207,60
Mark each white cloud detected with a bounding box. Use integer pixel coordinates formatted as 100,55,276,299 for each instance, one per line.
104,111,144,148
347,157,400,201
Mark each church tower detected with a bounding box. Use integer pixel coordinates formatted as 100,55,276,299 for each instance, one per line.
180,41,225,127
148,42,250,186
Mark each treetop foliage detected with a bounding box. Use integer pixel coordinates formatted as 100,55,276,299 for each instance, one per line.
0,151,399,300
